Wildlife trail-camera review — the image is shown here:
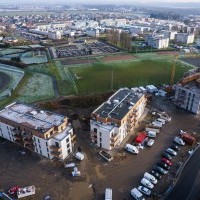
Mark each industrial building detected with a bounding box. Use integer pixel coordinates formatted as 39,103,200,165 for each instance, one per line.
174,69,200,114
175,33,195,44
0,102,76,160
90,88,147,150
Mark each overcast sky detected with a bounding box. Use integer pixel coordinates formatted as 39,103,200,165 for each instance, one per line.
1,0,200,4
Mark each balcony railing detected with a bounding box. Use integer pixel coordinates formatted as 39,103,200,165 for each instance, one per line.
50,145,61,152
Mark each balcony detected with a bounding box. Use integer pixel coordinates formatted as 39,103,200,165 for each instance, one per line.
71,134,76,142
12,128,22,135
51,151,62,158
50,145,61,152
110,134,120,147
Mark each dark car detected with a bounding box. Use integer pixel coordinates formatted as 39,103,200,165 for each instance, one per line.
150,170,162,180
153,165,168,175
171,144,180,151
158,162,170,170
162,152,172,160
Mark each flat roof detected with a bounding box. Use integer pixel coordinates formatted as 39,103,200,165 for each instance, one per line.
182,81,200,94
53,125,72,141
0,102,66,133
93,88,144,120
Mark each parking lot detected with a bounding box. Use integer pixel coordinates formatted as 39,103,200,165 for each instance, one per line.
55,41,120,58
0,97,200,200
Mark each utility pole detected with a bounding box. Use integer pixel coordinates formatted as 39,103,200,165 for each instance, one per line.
111,69,114,90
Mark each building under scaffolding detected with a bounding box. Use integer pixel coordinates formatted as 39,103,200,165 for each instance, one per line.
174,68,200,114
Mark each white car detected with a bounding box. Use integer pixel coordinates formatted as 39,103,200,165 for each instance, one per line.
144,172,157,184
138,186,151,196
166,148,177,156
147,131,156,138
174,136,185,146
147,139,155,147
141,178,154,189
131,188,145,200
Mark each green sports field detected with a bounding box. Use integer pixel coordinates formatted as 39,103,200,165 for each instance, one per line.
69,59,192,95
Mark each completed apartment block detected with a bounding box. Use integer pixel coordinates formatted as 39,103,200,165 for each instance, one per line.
90,88,147,150
0,102,76,160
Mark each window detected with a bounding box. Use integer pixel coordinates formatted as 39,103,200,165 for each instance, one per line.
46,142,48,147
47,148,49,152
33,137,36,141
38,139,40,143
100,138,102,142
47,153,50,158
66,137,69,143
94,128,97,133
67,149,71,154
39,144,41,149
55,142,59,148
40,150,42,154
35,148,38,152
99,132,102,137
67,143,70,149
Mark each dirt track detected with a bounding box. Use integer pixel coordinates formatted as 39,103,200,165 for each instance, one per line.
0,71,10,90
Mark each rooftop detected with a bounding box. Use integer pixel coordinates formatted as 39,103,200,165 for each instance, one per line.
0,102,66,133
182,81,200,94
93,88,144,120
53,125,72,141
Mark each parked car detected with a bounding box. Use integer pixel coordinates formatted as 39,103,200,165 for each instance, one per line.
161,158,172,166
8,186,20,195
138,186,151,196
166,148,177,156
147,131,156,138
158,162,170,170
141,178,154,189
144,172,157,184
147,139,155,147
153,166,168,175
131,188,145,200
162,152,172,160
174,137,185,146
150,170,161,180
171,144,180,151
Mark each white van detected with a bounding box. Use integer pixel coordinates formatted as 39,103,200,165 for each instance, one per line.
124,144,139,154
152,121,162,128
144,172,157,184
74,152,84,161
131,188,145,200
147,131,156,138
105,188,112,200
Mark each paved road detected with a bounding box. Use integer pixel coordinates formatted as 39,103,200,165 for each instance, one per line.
166,146,200,200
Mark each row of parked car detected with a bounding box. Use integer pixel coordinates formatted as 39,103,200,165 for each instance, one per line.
130,134,185,200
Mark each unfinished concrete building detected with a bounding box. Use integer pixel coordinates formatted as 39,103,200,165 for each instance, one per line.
174,69,200,114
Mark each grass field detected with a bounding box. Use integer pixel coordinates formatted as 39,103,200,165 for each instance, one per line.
69,59,192,95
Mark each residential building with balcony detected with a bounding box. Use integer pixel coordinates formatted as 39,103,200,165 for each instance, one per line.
145,34,169,49
175,33,195,44
90,88,147,150
174,71,200,114
0,102,76,160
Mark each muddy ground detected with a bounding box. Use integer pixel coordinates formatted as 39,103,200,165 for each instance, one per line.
0,97,200,200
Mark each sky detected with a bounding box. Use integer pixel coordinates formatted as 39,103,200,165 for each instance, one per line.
1,0,200,3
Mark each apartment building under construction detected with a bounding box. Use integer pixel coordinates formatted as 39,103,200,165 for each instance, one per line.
0,102,76,160
174,68,200,114
90,88,147,150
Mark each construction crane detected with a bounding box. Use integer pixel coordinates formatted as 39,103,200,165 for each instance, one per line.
170,55,178,85
165,55,178,93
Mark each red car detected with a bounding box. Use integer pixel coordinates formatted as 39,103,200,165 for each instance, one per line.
161,158,172,166
8,186,20,195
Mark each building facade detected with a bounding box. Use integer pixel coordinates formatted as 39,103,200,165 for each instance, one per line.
174,71,200,114
0,102,76,160
175,33,195,44
90,88,147,150
145,34,169,49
